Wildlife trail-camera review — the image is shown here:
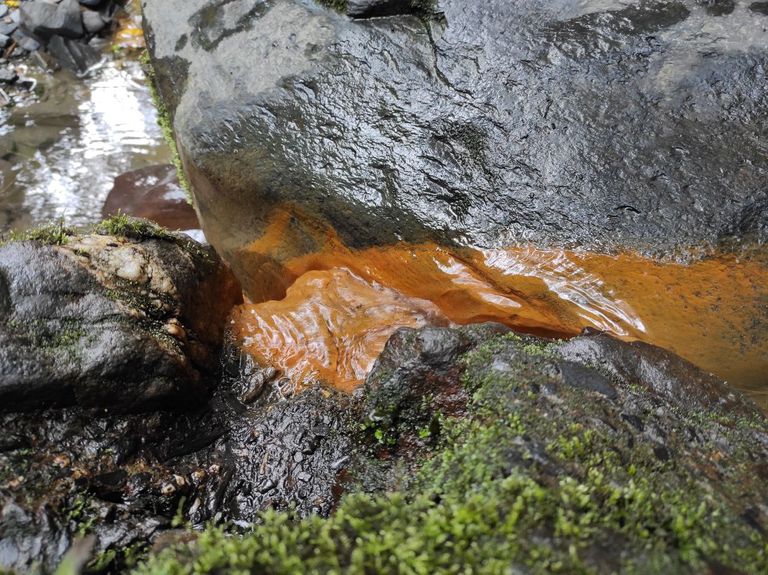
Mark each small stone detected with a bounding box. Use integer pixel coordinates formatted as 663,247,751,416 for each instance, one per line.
164,320,186,340
191,469,206,483
53,454,71,468
82,10,106,34
19,0,83,39
160,482,176,496
0,6,7,19
0,68,15,84
11,30,40,52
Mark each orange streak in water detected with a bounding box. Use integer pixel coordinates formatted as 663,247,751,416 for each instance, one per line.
228,209,768,408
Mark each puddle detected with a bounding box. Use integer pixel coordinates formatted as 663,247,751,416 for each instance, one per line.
0,58,170,232
229,210,768,408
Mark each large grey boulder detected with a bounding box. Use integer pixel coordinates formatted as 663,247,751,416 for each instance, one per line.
143,0,768,266
0,222,242,412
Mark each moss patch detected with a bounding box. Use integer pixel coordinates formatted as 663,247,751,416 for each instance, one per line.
140,51,192,203
133,333,768,574
1,222,75,246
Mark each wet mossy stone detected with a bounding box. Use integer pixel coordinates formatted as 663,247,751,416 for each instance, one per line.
135,327,768,574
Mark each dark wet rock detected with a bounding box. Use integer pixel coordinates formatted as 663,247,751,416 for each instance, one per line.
46,34,101,72
120,324,768,573
699,0,735,16
20,0,84,40
350,325,768,571
346,0,424,18
0,367,355,571
750,1,768,15
11,29,41,53
0,34,8,50
0,20,17,37
102,165,199,232
82,9,108,34
144,0,768,264
363,323,510,429
3,315,768,572
217,387,354,522
0,224,242,412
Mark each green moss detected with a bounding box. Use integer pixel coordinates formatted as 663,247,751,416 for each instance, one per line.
2,222,74,246
317,0,347,11
94,212,172,241
140,51,192,203
64,494,97,537
133,333,768,575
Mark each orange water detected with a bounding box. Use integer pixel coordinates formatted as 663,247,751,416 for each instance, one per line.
226,209,768,406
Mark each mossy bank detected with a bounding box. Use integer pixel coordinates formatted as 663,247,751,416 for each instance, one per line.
135,326,768,574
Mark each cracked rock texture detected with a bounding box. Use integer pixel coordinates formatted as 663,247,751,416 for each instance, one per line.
143,0,767,262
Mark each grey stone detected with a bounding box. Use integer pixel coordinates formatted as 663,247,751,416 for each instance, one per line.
143,0,768,264
0,228,242,412
0,19,18,36
11,29,40,52
20,0,84,39
46,35,101,72
82,9,107,34
0,67,17,83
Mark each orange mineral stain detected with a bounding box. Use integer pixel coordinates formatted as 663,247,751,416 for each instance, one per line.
227,209,768,408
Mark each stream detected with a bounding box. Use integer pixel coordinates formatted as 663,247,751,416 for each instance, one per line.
1,13,766,413
0,50,169,232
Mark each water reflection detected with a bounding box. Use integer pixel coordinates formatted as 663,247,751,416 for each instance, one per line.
0,59,170,232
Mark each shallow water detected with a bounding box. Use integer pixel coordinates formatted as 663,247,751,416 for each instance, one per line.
228,209,768,408
0,58,170,233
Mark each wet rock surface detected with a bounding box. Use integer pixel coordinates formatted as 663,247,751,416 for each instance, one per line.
144,0,768,260
0,346,356,572
0,222,241,411
102,164,200,233
351,325,768,572
2,319,767,572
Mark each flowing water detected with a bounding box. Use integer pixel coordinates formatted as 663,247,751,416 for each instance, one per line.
0,14,765,411
0,51,170,233
227,208,768,409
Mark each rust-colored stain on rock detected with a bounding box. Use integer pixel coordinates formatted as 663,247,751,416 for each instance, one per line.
228,209,768,405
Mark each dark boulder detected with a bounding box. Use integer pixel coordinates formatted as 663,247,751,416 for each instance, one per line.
46,35,101,73
20,0,84,40
0,358,354,572
143,0,768,266
121,324,768,573
0,221,242,412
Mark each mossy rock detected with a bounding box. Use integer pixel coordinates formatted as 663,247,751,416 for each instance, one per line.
134,326,768,574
